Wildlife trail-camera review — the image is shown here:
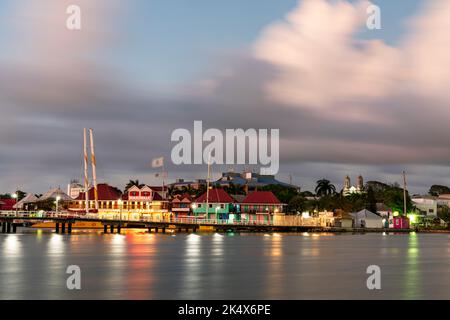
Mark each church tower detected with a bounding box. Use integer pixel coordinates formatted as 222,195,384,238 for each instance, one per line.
344,175,351,192
357,175,364,191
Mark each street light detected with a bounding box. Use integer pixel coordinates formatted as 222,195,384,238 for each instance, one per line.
55,195,61,215
12,193,18,215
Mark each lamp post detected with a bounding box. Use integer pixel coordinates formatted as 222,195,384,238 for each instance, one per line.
12,193,18,215
56,195,61,215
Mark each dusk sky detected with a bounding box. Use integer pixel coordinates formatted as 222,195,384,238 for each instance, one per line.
1,0,449,195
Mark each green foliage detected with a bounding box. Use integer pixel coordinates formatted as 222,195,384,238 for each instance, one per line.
287,195,307,214
438,205,450,223
124,179,144,192
315,179,336,196
260,184,299,205
429,185,450,196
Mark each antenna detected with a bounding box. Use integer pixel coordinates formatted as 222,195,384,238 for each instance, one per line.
403,171,407,216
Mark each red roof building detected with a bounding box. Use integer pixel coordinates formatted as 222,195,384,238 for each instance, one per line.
0,198,16,211
241,191,285,221
195,188,235,203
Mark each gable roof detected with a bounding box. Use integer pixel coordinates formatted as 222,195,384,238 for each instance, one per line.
196,188,234,203
242,191,281,204
40,188,72,201
13,194,39,209
351,209,381,220
76,183,122,201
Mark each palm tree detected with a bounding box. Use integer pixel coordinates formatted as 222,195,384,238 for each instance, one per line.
124,179,144,192
315,179,336,196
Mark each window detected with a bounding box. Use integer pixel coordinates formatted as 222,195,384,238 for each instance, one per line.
429,209,434,213
220,204,225,209
209,204,213,208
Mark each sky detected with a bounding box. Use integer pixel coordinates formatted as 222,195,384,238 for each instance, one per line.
1,0,450,195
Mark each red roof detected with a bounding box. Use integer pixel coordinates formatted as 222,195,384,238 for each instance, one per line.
242,191,281,204
0,198,17,210
196,188,234,203
76,183,122,201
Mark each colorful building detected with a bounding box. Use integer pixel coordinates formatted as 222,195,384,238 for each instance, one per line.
191,188,236,220
171,193,193,218
240,191,285,224
70,183,169,219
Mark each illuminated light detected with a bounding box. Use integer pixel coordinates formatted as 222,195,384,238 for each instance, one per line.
273,233,281,237
264,234,271,237
407,214,418,225
302,212,310,219
12,193,18,199
393,211,400,217
302,232,310,237
191,203,197,209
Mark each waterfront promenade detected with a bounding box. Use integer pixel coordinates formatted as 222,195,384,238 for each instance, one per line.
0,211,411,234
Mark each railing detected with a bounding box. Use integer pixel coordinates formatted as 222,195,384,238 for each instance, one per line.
0,211,322,227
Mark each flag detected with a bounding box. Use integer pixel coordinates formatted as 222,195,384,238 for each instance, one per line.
151,157,164,168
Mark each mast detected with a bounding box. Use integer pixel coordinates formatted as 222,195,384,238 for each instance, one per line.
403,171,407,216
83,128,90,214
89,128,99,211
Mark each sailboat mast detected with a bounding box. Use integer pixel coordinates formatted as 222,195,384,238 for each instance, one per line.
83,128,90,214
89,128,99,211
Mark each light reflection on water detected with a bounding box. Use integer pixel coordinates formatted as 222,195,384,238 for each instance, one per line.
1,229,450,299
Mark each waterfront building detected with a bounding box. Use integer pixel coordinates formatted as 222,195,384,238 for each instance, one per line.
40,187,72,202
411,195,438,218
171,193,193,218
70,183,122,213
168,179,207,191
0,198,15,211
343,175,365,196
240,191,285,224
70,183,169,219
191,188,237,220
350,209,383,228
13,194,39,210
121,185,169,220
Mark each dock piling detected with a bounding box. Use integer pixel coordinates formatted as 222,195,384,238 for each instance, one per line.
6,222,11,233
110,225,114,233
55,223,60,233
61,223,66,234
68,223,72,234
104,225,108,233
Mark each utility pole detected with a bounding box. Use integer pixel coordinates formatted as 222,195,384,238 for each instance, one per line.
83,128,90,214
206,153,211,221
403,171,407,216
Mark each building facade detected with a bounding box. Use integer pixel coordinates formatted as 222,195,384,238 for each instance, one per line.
240,191,284,224
191,188,237,220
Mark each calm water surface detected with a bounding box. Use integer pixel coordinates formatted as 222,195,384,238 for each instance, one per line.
1,229,450,299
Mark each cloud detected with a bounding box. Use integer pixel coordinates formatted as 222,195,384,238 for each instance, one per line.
2,0,450,194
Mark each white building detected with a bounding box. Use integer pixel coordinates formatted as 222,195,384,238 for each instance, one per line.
351,209,383,228
412,195,438,217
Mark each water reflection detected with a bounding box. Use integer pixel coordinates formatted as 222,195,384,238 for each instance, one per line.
402,233,421,299
180,234,202,299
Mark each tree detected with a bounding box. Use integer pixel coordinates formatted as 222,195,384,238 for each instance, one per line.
124,179,144,192
315,179,336,196
287,195,307,214
365,186,377,213
429,185,450,196
15,190,27,201
260,184,299,205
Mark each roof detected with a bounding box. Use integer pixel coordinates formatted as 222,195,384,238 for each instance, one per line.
242,191,281,204
40,188,72,201
351,209,381,220
0,198,16,210
172,193,193,203
13,194,39,208
196,188,235,203
76,183,122,201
